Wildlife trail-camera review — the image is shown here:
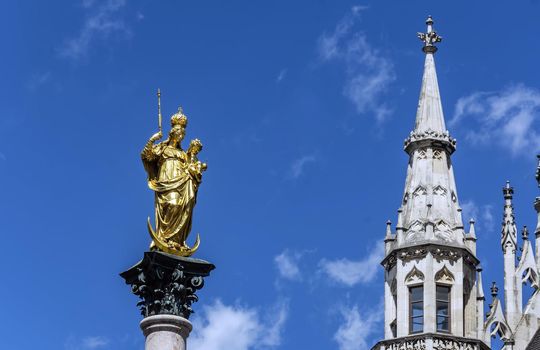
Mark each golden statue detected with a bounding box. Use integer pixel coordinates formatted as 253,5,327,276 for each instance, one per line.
141,90,207,257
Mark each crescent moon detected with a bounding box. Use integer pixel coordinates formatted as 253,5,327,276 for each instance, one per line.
147,217,200,257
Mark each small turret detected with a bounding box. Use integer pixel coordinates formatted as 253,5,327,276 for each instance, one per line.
384,220,395,254
501,181,517,253
466,218,477,254
395,208,404,245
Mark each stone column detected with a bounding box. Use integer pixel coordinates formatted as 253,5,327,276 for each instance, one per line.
141,314,192,350
396,260,408,337
534,198,540,271
121,251,215,350
451,258,464,336
424,252,435,334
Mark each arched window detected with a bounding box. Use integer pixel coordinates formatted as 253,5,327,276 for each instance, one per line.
409,285,423,333
434,266,453,333
436,285,451,332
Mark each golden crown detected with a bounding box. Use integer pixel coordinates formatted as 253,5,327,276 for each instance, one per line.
171,107,188,127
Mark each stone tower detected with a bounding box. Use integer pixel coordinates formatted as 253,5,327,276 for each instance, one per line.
371,17,489,350
484,166,540,349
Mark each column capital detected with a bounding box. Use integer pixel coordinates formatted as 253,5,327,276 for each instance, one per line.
121,251,215,319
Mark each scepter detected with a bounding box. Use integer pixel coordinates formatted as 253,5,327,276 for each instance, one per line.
157,88,162,133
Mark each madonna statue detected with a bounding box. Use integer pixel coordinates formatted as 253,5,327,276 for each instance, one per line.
141,108,207,256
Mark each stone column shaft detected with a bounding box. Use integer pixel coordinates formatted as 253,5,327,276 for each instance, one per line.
424,254,435,334
396,262,408,337
451,261,464,336
384,270,393,339
503,249,519,330
141,315,192,350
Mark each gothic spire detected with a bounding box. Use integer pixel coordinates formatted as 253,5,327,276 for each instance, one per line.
406,16,452,142
501,181,518,252
396,16,464,247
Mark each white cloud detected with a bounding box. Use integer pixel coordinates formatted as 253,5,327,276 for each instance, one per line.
27,71,52,91
289,154,316,179
461,200,495,233
65,335,110,350
318,6,395,123
319,243,384,286
276,69,287,83
259,301,289,347
450,85,540,155
82,337,109,349
59,0,131,61
191,300,288,350
482,204,495,232
274,250,302,281
334,304,383,350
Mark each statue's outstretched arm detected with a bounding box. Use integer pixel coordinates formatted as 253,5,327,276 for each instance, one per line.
141,131,163,161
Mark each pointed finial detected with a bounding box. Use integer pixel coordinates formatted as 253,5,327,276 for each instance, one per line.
503,180,514,199
417,15,442,54
396,208,404,228
477,265,485,300
536,155,540,188
491,282,498,297
469,218,476,238
385,220,394,242
522,225,529,240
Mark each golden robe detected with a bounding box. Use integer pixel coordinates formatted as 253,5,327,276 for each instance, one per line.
141,141,199,247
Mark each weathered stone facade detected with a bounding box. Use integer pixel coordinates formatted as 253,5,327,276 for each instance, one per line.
372,16,540,350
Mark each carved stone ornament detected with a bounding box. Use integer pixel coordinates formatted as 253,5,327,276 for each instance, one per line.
387,339,426,350
430,247,460,263
413,186,427,197
399,247,428,265
406,221,425,242
382,244,479,271
433,185,447,196
120,251,215,319
434,265,454,283
433,338,476,350
372,334,488,350
434,221,454,242
404,129,456,154
405,266,425,284
383,254,398,269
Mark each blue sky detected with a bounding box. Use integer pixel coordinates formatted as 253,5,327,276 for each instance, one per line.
2,1,540,349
